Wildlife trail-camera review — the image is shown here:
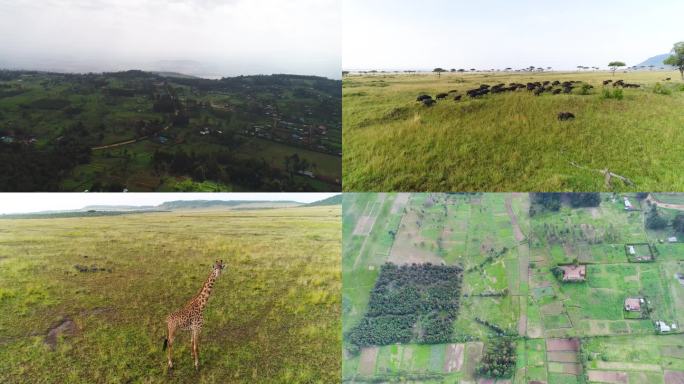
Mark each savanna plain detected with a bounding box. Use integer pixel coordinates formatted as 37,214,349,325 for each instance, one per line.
0,205,341,383
343,71,684,191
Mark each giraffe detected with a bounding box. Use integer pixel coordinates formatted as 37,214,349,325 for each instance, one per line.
163,259,225,370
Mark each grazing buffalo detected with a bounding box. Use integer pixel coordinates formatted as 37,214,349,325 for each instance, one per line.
665,77,672,81
436,93,448,100
557,112,575,121
603,80,613,85
552,89,562,95
552,80,560,86
448,89,459,93
533,87,544,96
416,94,432,102
453,95,462,101
623,83,640,88
422,98,436,107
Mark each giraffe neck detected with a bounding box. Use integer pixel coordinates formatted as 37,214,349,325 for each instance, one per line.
194,270,217,311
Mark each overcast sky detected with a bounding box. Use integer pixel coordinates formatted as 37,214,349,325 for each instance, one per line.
0,0,341,79
0,193,338,214
343,0,683,71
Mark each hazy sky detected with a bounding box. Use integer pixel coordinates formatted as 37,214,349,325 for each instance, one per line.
343,0,684,71
0,0,341,78
0,193,338,214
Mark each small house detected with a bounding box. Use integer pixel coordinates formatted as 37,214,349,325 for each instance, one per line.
668,237,678,243
656,321,672,333
624,197,633,210
624,297,642,312
628,245,636,255
561,265,586,282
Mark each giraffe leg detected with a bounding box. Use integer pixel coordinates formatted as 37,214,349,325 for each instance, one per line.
192,328,200,370
167,324,176,370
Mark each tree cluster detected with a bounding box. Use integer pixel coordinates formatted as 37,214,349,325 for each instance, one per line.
645,205,668,230
530,193,601,216
476,338,517,378
347,263,463,348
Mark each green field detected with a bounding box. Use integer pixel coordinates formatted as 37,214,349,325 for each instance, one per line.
0,206,341,383
343,71,684,192
343,193,684,383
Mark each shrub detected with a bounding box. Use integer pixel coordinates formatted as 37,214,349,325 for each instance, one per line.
579,83,593,95
601,88,623,100
653,82,672,95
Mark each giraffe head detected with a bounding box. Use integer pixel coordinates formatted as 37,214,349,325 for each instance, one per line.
213,259,225,276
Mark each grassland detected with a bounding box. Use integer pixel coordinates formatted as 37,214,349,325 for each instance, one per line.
0,205,341,383
343,193,684,383
343,71,684,191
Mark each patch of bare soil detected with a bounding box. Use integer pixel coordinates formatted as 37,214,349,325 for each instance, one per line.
665,370,684,384
359,347,378,376
588,370,628,384
444,343,465,373
548,351,579,363
45,318,76,350
505,196,525,242
353,215,376,236
546,338,580,352
391,193,410,214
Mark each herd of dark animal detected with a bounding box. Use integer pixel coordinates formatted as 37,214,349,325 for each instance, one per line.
415,78,643,107
602,79,641,88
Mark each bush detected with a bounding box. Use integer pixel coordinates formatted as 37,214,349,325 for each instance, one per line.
653,82,672,95
601,88,624,100
579,83,593,95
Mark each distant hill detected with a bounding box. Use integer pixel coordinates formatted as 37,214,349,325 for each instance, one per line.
0,200,307,219
151,71,200,79
306,194,342,206
635,54,674,68
158,200,301,210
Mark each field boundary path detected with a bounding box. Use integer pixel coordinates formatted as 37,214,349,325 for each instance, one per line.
648,194,684,211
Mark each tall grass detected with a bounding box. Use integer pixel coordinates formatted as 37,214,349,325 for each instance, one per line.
0,206,341,383
343,71,684,191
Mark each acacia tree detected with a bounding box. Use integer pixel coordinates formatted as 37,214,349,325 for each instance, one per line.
608,61,626,76
664,41,684,79
433,68,446,77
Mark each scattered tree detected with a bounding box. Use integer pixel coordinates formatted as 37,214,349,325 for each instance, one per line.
664,41,684,79
608,61,626,76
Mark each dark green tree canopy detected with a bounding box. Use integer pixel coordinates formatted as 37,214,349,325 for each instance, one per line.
608,61,626,76
664,41,684,79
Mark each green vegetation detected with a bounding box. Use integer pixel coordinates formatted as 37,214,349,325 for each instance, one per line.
664,41,684,79
343,71,684,191
0,206,341,383
344,192,684,383
0,70,341,191
476,338,516,378
347,263,463,349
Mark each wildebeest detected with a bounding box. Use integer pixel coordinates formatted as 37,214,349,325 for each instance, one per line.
466,87,489,98
552,89,562,95
552,80,560,86
613,80,625,87
557,112,575,121
436,93,448,100
533,87,544,96
422,98,436,107
603,80,612,85
623,83,640,88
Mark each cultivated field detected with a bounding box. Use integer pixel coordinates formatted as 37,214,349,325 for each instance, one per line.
343,71,684,192
343,193,684,383
0,206,341,383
